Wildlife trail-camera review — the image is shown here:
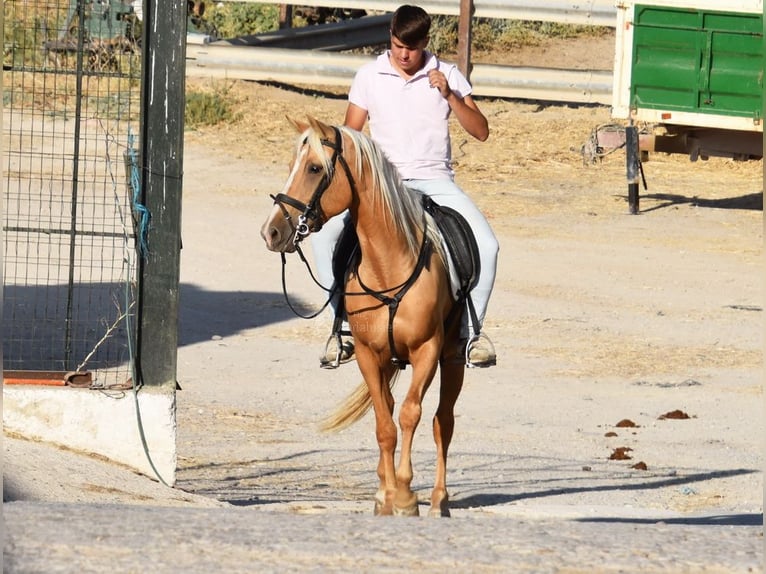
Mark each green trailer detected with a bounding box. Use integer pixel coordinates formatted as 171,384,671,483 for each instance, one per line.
605,0,763,212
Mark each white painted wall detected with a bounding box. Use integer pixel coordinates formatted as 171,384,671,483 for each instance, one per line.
3,385,177,485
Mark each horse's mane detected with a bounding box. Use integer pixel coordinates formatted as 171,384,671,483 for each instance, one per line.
302,124,444,261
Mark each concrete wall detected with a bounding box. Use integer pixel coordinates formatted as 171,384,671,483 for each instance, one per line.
3,385,177,485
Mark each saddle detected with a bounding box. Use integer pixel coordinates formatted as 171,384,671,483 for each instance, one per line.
329,194,481,367
421,195,481,301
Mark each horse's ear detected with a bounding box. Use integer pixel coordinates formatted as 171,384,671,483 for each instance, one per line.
307,116,335,140
287,115,309,134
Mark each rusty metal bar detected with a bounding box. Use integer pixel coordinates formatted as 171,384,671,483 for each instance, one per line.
457,0,474,80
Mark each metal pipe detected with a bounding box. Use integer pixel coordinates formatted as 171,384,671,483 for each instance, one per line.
66,0,88,368
187,45,613,104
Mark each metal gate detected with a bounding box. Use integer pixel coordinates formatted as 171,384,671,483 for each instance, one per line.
3,0,143,387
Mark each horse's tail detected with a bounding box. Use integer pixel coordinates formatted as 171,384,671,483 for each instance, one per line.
320,371,400,432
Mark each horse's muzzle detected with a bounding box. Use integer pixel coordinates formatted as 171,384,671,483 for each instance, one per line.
260,208,298,253
261,226,297,253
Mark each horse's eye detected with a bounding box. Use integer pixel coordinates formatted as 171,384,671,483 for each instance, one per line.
308,164,323,175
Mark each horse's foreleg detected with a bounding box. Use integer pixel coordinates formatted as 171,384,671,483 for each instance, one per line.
393,392,421,516
429,361,465,517
364,360,398,516
373,406,397,515
394,356,439,516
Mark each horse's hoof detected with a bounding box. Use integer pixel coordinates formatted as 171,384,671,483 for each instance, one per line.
392,491,419,516
393,504,420,517
374,500,393,516
427,506,451,518
429,491,450,517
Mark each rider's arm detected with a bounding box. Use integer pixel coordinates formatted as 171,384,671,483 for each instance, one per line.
344,103,368,131
447,93,489,142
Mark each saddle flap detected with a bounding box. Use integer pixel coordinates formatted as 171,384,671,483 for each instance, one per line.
422,196,481,295
332,219,359,288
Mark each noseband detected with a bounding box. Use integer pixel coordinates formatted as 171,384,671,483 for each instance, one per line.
269,126,357,245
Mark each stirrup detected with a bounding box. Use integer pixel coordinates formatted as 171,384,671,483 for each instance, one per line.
465,332,496,368
320,334,355,369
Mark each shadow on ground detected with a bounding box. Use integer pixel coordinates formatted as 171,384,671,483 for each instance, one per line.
176,445,760,525
179,283,313,346
635,191,762,213
576,513,763,526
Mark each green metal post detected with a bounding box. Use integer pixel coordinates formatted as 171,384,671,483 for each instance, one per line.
136,0,187,388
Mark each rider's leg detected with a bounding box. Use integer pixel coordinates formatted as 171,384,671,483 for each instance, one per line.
406,179,499,366
310,211,355,366
311,210,347,311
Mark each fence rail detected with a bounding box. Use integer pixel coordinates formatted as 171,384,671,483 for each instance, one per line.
186,44,613,104
216,0,618,26
188,0,617,104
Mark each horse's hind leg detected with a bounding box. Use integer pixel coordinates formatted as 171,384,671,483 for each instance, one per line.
429,360,465,517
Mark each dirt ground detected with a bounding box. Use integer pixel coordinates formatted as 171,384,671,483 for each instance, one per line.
6,36,763,524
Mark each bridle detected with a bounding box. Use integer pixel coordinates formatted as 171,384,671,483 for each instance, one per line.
269,126,357,246
267,125,356,320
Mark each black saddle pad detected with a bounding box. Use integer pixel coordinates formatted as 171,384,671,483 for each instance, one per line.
422,195,480,295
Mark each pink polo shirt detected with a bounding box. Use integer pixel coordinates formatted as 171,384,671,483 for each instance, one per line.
348,51,473,180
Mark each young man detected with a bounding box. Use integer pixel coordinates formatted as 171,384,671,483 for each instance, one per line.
312,4,499,368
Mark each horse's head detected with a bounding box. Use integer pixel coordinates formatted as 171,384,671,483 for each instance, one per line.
260,116,356,253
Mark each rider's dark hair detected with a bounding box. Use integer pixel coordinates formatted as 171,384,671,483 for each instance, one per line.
390,5,431,46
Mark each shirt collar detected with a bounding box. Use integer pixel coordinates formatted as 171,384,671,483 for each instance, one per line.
376,50,438,80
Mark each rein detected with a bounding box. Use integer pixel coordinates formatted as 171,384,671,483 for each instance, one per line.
273,125,435,367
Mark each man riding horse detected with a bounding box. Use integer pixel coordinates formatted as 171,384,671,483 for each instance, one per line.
310,4,499,369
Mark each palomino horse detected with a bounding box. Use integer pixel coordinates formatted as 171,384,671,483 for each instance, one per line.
260,117,466,517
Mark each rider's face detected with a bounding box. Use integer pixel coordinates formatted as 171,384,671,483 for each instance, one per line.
389,34,428,75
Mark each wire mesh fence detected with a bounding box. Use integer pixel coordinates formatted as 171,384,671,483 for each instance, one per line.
3,0,143,387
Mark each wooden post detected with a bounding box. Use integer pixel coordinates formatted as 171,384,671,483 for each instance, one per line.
457,0,474,80
279,4,293,30
136,0,186,388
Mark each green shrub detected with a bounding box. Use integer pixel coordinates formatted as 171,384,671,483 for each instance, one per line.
206,3,279,38
185,82,241,128
428,15,458,55
428,16,609,53
471,20,509,51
